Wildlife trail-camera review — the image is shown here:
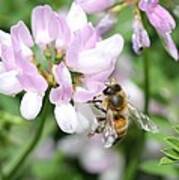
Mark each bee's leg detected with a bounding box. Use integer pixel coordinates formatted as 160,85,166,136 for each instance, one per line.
87,99,107,113
88,117,106,137
94,103,107,113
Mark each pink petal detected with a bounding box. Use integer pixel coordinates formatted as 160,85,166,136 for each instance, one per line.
49,15,72,49
146,5,176,33
18,72,48,93
67,2,87,32
1,45,17,71
139,0,159,11
75,0,115,13
96,14,117,36
74,81,105,102
32,5,57,46
71,34,124,74
53,62,72,88
161,32,178,60
75,24,99,50
66,24,99,68
50,63,73,104
50,86,72,104
11,21,34,58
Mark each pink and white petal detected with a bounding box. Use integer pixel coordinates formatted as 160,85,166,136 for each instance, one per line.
14,52,37,74
11,21,34,58
161,32,178,61
52,63,72,87
66,24,99,68
0,70,22,95
50,86,72,105
20,91,44,120
74,81,105,102
67,2,87,32
96,14,117,36
155,5,176,31
147,5,176,33
139,0,159,11
50,15,72,49
84,65,114,82
18,72,48,93
76,0,115,14
0,30,11,57
1,45,17,71
32,5,57,45
54,103,78,133
72,34,124,74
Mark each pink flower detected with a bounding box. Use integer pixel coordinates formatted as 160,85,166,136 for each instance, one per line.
0,3,124,134
96,14,117,36
139,0,178,60
0,31,23,95
50,24,124,133
132,14,150,54
58,134,124,179
75,0,116,14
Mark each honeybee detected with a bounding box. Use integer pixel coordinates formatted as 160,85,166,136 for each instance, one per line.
89,82,158,148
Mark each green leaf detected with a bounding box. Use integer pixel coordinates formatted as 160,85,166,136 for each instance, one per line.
165,137,179,152
160,157,176,165
161,148,179,160
174,125,179,134
140,160,178,177
0,111,24,125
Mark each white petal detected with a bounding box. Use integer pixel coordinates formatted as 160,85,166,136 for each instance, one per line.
0,70,22,95
0,62,5,73
20,91,44,120
54,103,78,133
67,2,87,32
75,103,98,133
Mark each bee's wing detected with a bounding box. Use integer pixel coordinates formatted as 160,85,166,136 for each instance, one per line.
128,103,159,133
102,109,118,148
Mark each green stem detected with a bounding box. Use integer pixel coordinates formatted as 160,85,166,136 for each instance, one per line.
143,50,150,115
3,95,49,180
124,50,150,180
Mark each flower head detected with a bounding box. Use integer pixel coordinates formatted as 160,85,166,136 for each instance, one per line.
0,3,124,134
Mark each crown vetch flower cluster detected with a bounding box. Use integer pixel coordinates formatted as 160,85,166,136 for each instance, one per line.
75,0,178,60
0,3,124,134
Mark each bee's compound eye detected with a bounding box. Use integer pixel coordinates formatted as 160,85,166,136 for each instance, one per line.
110,95,123,107
113,84,122,91
103,87,114,95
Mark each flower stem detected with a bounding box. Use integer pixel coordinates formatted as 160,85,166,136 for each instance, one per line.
143,50,150,115
3,95,49,179
124,50,150,180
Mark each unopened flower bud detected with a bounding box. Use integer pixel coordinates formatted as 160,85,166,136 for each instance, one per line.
132,15,150,54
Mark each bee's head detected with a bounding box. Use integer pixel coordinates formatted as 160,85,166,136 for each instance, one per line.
103,84,122,96
103,84,125,109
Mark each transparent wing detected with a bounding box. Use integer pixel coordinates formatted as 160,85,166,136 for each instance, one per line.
102,109,118,148
128,103,159,133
